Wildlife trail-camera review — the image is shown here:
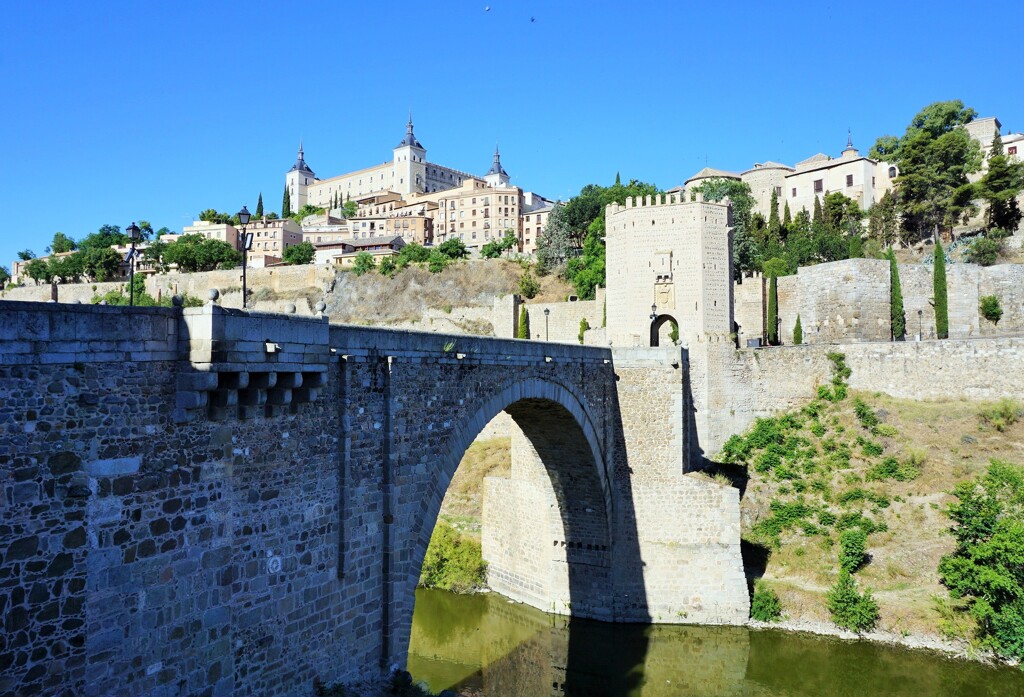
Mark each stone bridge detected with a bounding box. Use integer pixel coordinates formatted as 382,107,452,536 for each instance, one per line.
0,301,747,696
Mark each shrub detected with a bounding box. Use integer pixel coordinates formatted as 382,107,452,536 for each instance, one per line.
578,317,590,344
517,305,529,339
966,237,1003,266
860,439,884,457
978,398,1022,432
865,456,920,482
827,569,879,632
793,314,803,345
810,420,826,437
853,398,879,431
839,529,868,572
979,295,1002,324
720,434,751,464
418,521,487,593
668,319,679,344
751,581,783,622
352,252,376,276
517,270,540,299
378,256,397,277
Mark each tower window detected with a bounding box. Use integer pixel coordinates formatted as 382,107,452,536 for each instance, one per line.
846,174,854,187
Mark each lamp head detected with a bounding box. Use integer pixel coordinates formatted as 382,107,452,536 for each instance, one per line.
127,222,141,241
237,206,251,226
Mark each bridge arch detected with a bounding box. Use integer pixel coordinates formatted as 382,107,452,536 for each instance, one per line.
397,377,616,649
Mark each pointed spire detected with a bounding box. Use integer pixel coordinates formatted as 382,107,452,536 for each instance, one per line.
487,142,507,177
847,128,853,150
397,113,423,149
289,139,314,176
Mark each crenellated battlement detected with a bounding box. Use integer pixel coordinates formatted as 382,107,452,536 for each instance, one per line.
605,192,731,218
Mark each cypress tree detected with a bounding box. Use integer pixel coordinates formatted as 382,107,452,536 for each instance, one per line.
793,314,803,345
255,193,264,218
614,172,621,185
848,234,863,258
783,201,792,227
768,188,781,241
888,249,905,340
282,184,291,218
933,240,948,339
517,305,529,339
813,195,823,225
767,275,779,345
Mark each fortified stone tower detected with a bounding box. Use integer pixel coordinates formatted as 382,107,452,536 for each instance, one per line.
605,193,733,347
285,141,316,212
392,115,427,195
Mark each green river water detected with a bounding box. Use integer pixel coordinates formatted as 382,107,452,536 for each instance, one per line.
408,589,1024,697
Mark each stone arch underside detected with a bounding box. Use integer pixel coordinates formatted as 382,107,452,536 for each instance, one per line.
399,377,615,652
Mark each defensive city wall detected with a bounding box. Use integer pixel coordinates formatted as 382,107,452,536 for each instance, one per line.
0,300,747,696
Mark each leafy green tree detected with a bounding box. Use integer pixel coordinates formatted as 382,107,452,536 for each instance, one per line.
24,258,51,284
536,203,574,272
342,199,357,218
352,251,376,276
692,178,758,279
378,257,397,277
870,101,983,240
418,521,486,593
793,314,803,345
480,230,517,258
437,238,467,260
81,247,124,281
517,305,529,339
976,134,1024,233
427,250,449,273
290,204,325,222
255,192,264,218
137,221,154,240
939,460,1024,659
668,319,679,344
282,241,315,265
967,237,1003,266
868,191,901,248
767,275,779,345
934,240,949,339
888,249,905,340
17,249,35,261
827,569,880,632
839,528,868,573
823,191,862,232
848,235,863,258
198,209,232,224
762,257,792,278
141,239,169,273
396,242,430,268
47,252,85,283
0,265,10,287
79,224,129,250
282,184,291,218
48,232,77,254
162,234,241,272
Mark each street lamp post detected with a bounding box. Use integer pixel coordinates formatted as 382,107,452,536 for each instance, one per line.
237,206,252,309
126,222,141,306
544,307,550,341
918,309,923,342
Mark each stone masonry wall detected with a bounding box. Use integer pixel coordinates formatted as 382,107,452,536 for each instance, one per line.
734,259,1024,345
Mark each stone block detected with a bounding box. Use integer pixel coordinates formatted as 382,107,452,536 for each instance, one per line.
85,457,142,478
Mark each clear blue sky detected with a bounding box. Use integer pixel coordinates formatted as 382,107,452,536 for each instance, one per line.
2,0,1021,270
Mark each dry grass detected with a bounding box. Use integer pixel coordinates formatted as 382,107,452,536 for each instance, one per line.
438,437,511,537
746,391,1024,639
324,260,573,325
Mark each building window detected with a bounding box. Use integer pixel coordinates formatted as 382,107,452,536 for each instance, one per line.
774,186,782,196
846,174,854,187
813,179,823,193
1009,146,1018,156
888,166,897,178
791,188,796,197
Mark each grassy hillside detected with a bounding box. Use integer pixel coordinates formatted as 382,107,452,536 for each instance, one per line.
713,354,1024,644
437,437,511,538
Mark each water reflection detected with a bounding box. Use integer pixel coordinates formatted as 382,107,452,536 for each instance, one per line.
409,589,1024,697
